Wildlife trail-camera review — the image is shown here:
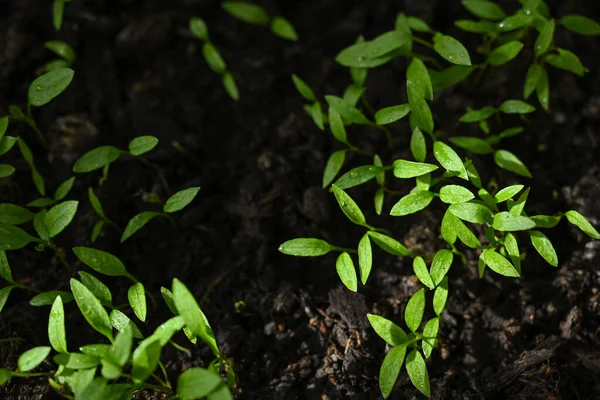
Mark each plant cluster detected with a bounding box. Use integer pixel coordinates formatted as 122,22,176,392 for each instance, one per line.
281,0,600,397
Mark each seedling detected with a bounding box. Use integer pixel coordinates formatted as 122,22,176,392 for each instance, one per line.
44,40,76,72
189,17,239,100
88,186,119,243
121,186,201,242
280,2,600,397
52,0,73,30
222,1,298,41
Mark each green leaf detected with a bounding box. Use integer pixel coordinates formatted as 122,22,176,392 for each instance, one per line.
70,279,113,341
334,165,380,189
91,220,105,243
173,279,219,356
393,160,438,179
379,348,407,400
440,209,458,244
222,72,239,101
455,19,499,33
128,282,147,322
88,187,107,219
163,187,201,213
270,16,298,41
222,1,269,25
32,167,46,196
336,252,358,292
439,185,475,204
405,349,431,397
358,234,372,285
45,40,76,62
107,328,133,368
407,81,434,134
390,190,435,216
325,95,370,125
29,198,56,208
202,42,226,74
482,249,520,277
0,204,34,225
54,177,76,201
335,30,410,68
79,271,112,306
0,368,12,385
121,212,162,242
504,232,521,272
73,247,130,278
524,64,543,99
499,100,535,114
498,13,533,32
18,346,51,372
0,165,15,178
433,277,448,316
530,214,562,229
30,290,73,306
449,137,494,155
45,200,78,238
52,0,65,30
48,296,67,353
0,223,39,250
429,249,453,287
128,136,158,156
367,314,407,346
367,231,410,256
448,202,492,224
565,210,600,239
413,256,434,289
407,58,433,100
73,146,121,173
291,75,316,103
374,188,384,216
560,15,600,36
322,150,346,188
189,17,208,40
459,106,495,123
494,149,532,178
494,185,524,202
0,117,7,141
375,104,410,125
278,238,331,257
0,286,14,313
410,128,426,162
422,317,439,358
331,184,367,227
434,141,468,179
0,136,18,156
488,41,523,65
433,33,471,66
546,48,586,76
529,230,557,267
509,187,530,216
110,309,143,339
177,368,224,400
535,19,554,56
28,68,74,107
328,107,347,143
305,102,325,130
462,0,506,20
0,250,13,283
536,65,550,110
429,65,473,91
131,339,162,383
405,288,425,332
493,211,536,231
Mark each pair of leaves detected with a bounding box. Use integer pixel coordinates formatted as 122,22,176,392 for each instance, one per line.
222,1,298,41
336,30,411,68
73,136,158,173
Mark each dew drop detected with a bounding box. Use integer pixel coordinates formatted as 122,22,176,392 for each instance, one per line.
350,172,358,177
499,23,505,28
448,55,454,60
340,201,347,207
460,53,465,58
368,166,374,171
4,244,11,249
91,257,98,263
0,228,7,234
35,85,43,91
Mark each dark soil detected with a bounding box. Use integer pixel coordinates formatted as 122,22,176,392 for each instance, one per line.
2,0,600,399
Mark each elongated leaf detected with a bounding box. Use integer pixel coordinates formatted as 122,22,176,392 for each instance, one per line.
328,108,347,143
498,14,533,32
504,232,521,272
524,64,543,99
128,282,147,322
565,210,600,239
189,17,208,40
107,328,133,368
393,160,437,179
367,314,407,346
334,166,380,189
336,252,358,292
28,68,74,107
30,290,73,306
291,75,316,103
429,249,453,287
494,185,524,202
407,58,433,99
132,339,162,383
325,95,369,125
129,136,158,156
335,30,410,68
499,100,535,114
177,368,224,400
434,141,467,179
429,65,473,91
448,202,492,224
546,48,585,76
70,279,113,341
322,150,346,188
121,212,162,242
493,211,535,231
0,204,34,225
88,187,106,219
73,146,121,173
164,187,201,213
449,136,494,155
222,1,269,25
379,345,407,398
18,346,51,372
390,190,435,216
48,296,67,353
271,16,298,41
439,185,474,204
530,214,561,229
331,185,367,227
358,234,372,285
73,247,130,278
535,19,554,56
0,286,14,313
455,19,499,34
529,230,558,267
0,368,12,385
0,165,15,178
482,250,520,277
410,128,426,162
413,257,434,289
433,277,448,316
422,317,439,358
433,33,471,66
406,349,431,397
405,288,425,332
110,309,143,339
279,238,331,257
488,41,523,65
407,81,434,134
0,223,39,250
536,65,550,110
54,177,76,201
45,200,78,238
459,106,495,123
560,15,600,36
462,0,505,20
375,104,410,125
0,250,13,283
494,150,532,178
367,231,410,256
79,271,112,306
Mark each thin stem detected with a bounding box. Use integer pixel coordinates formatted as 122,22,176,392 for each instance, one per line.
0,337,24,343
157,361,172,389
413,36,435,50
409,52,443,69
330,246,357,254
347,145,372,157
169,340,191,356
13,283,41,293
11,371,53,378
368,226,392,235
369,123,393,148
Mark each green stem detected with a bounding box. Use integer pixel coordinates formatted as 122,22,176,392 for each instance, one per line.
157,361,172,389
369,123,393,148
413,36,434,50
25,103,47,147
0,337,24,343
13,283,40,293
169,340,191,356
409,52,442,69
347,145,372,157
330,245,357,254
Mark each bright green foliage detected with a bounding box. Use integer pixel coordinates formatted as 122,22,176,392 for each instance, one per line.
404,289,425,332
28,68,74,107
336,252,358,292
433,33,471,66
279,238,331,256
44,40,76,72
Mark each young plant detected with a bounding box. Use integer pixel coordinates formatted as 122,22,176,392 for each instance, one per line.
121,186,201,242
44,40,76,72
0,117,17,179
189,17,239,100
88,186,119,243
222,1,298,41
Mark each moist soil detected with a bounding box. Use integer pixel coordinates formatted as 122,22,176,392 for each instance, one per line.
1,0,600,399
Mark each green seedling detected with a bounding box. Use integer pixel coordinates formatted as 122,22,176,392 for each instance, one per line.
280,2,600,397
189,17,239,100
222,1,298,41
0,117,17,179
44,40,76,72
52,0,73,30
121,186,201,242
88,186,119,243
